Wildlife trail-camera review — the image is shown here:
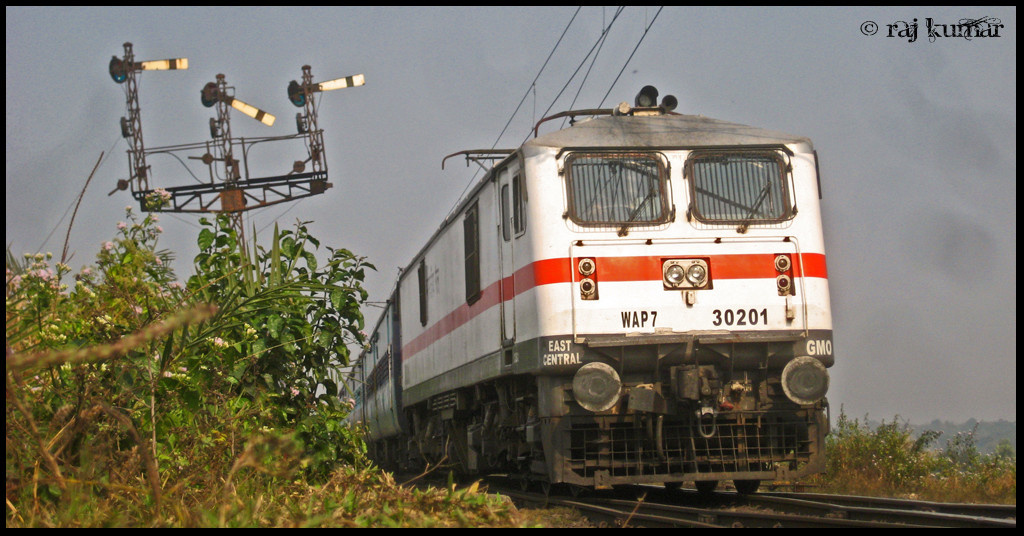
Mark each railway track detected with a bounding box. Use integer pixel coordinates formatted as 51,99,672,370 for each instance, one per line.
495,481,1016,528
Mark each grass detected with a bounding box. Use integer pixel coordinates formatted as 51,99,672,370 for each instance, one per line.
5,463,535,528
805,411,1016,504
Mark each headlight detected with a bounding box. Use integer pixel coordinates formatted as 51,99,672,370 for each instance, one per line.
686,263,707,286
663,259,710,289
781,356,829,405
665,264,686,286
572,362,621,412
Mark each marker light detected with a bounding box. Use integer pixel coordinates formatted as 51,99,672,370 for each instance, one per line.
578,258,596,276
580,277,597,297
775,254,792,273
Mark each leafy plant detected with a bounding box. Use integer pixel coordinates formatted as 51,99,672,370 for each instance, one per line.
5,210,380,525
809,409,1016,503
184,215,373,476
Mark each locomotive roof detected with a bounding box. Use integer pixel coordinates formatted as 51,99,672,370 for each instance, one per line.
524,112,813,152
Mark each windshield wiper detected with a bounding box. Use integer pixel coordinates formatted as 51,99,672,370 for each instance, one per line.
736,180,773,234
618,186,658,237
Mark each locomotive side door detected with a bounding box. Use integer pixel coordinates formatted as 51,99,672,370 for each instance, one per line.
496,164,520,353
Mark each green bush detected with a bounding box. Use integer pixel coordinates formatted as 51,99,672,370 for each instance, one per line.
813,410,1016,503
6,211,372,524
7,210,528,527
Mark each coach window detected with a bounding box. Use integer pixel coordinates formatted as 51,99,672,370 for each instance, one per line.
500,184,511,242
513,173,526,235
686,150,793,226
464,201,482,304
565,152,669,227
417,260,428,326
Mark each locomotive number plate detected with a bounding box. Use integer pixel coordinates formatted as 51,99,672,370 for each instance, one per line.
712,308,768,326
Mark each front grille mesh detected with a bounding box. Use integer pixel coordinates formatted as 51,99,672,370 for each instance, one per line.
563,411,814,478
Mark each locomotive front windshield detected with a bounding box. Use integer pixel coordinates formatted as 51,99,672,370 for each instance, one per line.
565,153,669,226
686,150,792,224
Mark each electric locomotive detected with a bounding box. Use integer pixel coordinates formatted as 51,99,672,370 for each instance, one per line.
348,86,834,494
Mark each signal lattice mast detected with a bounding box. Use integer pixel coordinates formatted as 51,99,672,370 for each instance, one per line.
197,73,277,242
288,65,366,181
107,47,365,246
107,42,188,194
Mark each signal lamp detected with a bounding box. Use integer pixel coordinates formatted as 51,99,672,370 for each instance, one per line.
287,80,306,107
109,56,128,83
201,82,219,108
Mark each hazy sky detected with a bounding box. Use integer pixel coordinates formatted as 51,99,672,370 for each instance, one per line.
6,7,1016,424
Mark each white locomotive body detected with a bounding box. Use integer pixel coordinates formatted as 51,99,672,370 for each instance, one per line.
350,92,834,492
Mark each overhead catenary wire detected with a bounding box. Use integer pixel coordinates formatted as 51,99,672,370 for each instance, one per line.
442,7,663,225
523,6,626,145
597,6,664,109
445,6,582,220
490,6,582,152
559,7,618,130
